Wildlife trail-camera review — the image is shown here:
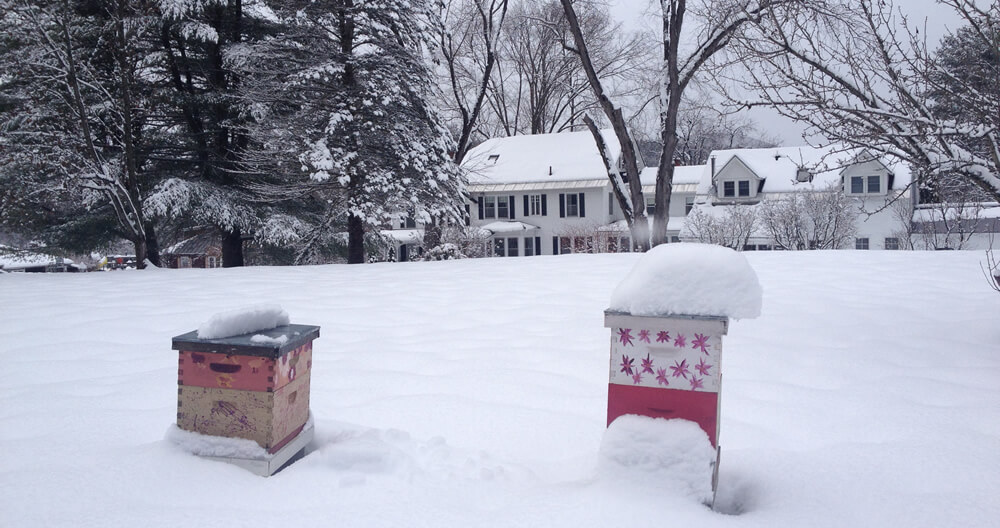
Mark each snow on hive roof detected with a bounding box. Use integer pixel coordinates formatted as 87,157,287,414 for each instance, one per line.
608,243,762,320
695,145,912,195
463,129,622,185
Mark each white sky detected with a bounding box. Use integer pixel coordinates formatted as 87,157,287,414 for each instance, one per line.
605,0,969,145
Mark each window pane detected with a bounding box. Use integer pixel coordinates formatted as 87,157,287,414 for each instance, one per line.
524,237,534,256
494,238,505,256
855,238,869,250
485,196,496,218
867,175,880,193
723,181,735,197
685,197,694,214
567,194,579,216
508,237,518,256
885,237,899,250
738,180,750,197
530,195,541,216
498,197,508,218
851,176,864,194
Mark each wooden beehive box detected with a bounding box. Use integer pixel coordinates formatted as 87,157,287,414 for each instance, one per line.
172,324,319,453
604,311,727,447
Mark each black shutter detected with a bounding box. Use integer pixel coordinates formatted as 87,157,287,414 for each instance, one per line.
523,195,529,217
559,194,566,218
509,195,515,219
552,237,559,255
478,197,484,220
541,195,548,216
535,237,541,256
579,193,586,217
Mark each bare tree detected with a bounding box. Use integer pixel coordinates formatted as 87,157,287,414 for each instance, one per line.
440,0,509,164
726,0,1000,202
758,185,858,250
683,204,758,249
560,0,649,250
651,0,791,246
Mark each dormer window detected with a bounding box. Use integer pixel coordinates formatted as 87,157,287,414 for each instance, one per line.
796,168,812,182
849,175,883,195
723,180,751,198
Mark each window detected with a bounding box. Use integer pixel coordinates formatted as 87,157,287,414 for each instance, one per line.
646,196,655,215
671,236,681,243
559,237,572,254
758,244,772,251
685,197,694,215
494,237,505,257
850,175,882,194
856,237,869,250
484,196,496,219
399,215,416,229
620,237,631,252
743,244,756,251
497,197,509,219
179,256,191,268
507,237,519,257
206,256,217,268
529,194,543,216
867,175,881,194
524,237,534,256
885,237,900,250
738,180,750,197
723,181,735,197
566,194,579,217
723,180,751,198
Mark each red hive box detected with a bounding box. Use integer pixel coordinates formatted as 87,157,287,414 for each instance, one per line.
172,325,320,454
604,311,727,448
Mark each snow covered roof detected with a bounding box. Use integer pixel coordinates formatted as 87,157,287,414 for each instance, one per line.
463,129,623,185
380,229,423,243
695,145,913,195
481,221,540,235
638,165,704,186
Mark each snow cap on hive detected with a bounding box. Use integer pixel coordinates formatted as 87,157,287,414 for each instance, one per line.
197,304,291,339
609,243,762,320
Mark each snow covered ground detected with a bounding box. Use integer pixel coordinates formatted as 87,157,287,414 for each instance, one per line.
1,251,998,527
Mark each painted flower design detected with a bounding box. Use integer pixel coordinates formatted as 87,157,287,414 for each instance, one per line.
670,359,690,379
638,329,651,343
618,328,634,347
689,376,704,390
632,371,643,385
674,334,687,348
641,353,655,374
655,367,669,386
692,333,711,354
656,331,671,343
619,354,635,376
695,357,712,377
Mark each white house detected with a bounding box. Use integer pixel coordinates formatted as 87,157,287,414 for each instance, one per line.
461,129,704,256
683,145,913,250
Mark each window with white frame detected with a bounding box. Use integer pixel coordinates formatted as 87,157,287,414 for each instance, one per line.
685,197,694,214
646,195,655,215
856,237,870,250
529,194,543,216
207,256,216,268
721,180,752,198
179,256,191,268
507,237,519,256
524,237,534,256
494,237,505,256
849,175,883,195
566,194,580,217
484,196,496,218
884,237,899,250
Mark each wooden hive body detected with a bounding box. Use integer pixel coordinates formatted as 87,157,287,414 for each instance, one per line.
172,325,319,454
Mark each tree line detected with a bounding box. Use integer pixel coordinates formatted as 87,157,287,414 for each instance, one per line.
2,0,996,266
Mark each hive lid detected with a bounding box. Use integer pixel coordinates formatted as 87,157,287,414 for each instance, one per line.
172,324,320,358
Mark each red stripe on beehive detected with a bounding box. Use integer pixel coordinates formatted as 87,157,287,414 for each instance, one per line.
607,384,720,447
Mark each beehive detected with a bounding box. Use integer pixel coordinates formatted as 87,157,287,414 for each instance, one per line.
172,325,319,453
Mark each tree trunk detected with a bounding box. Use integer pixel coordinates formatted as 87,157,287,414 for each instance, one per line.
144,222,161,267
133,236,148,270
222,228,245,267
347,214,365,264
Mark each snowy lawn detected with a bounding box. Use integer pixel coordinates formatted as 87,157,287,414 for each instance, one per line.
1,251,998,527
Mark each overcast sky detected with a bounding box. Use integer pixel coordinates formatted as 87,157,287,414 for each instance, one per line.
605,0,969,145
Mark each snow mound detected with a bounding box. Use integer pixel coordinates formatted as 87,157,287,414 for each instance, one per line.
165,424,270,460
600,415,716,503
609,243,762,319
250,334,289,346
196,304,290,339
